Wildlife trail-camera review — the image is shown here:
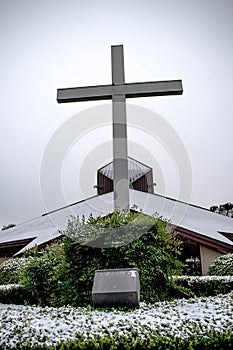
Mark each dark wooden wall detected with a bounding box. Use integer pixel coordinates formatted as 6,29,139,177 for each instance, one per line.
97,169,154,195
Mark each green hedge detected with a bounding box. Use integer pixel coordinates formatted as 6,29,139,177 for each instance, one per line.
1,331,232,350
209,254,233,276
172,276,233,297
0,284,35,305
0,257,30,284
1,276,232,306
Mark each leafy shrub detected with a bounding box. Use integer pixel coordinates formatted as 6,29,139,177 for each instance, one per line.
55,331,233,350
0,292,232,349
58,211,184,306
0,257,30,284
208,253,233,276
172,275,233,297
8,211,183,307
0,331,232,349
20,242,65,306
0,284,34,305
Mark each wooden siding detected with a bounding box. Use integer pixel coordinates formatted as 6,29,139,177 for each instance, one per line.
97,169,154,195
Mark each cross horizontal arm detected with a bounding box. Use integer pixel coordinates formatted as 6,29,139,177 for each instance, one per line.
57,84,114,103
125,80,183,98
57,80,183,103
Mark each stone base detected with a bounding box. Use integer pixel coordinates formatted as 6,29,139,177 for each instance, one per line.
92,268,140,308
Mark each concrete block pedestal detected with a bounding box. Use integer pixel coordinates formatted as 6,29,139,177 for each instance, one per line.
92,268,140,307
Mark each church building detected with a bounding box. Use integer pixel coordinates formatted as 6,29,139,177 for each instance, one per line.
1,45,232,275
0,159,232,275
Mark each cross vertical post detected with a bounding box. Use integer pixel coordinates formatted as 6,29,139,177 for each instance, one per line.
111,45,129,210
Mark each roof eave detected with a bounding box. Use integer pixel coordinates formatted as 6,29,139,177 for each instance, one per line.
174,226,233,253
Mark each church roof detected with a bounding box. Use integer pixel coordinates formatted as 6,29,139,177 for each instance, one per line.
0,190,232,256
98,157,152,182
131,190,233,249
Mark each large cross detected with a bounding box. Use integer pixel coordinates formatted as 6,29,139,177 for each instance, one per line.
57,45,183,211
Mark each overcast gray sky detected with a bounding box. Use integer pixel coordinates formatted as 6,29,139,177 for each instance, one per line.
1,0,233,227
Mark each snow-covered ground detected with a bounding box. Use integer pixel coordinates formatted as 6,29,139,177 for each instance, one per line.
0,292,232,349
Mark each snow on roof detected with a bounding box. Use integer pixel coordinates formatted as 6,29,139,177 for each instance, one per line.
0,190,232,256
130,190,233,247
0,194,114,256
98,157,152,182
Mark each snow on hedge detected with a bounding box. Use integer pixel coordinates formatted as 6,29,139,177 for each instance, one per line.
0,293,232,349
0,284,20,290
209,253,233,276
172,275,233,282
